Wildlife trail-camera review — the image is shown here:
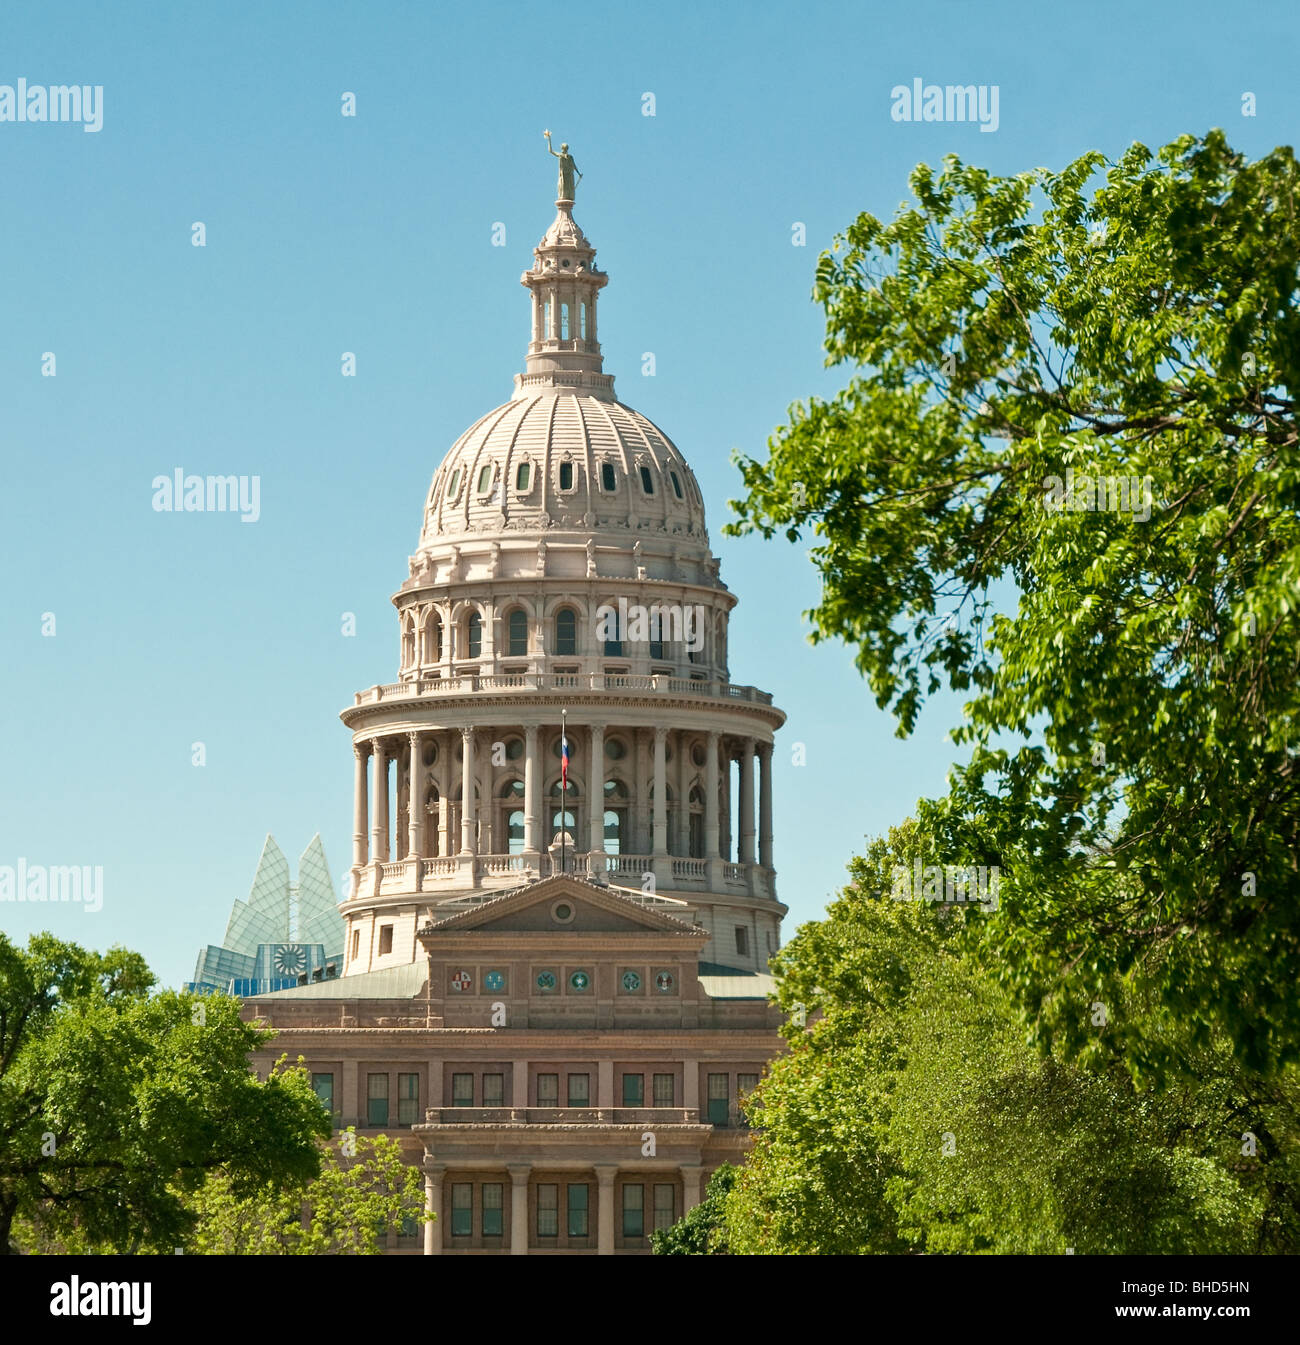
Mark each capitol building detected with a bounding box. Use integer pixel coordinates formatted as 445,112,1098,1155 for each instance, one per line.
243,154,788,1254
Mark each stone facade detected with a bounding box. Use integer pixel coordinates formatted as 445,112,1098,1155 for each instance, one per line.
242,173,787,1254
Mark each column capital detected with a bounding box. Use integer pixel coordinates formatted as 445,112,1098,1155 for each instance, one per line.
507,1162,532,1184
742,735,756,754
653,724,668,743
353,739,371,761
461,726,475,744
421,1160,447,1178
593,1164,619,1187
408,729,421,747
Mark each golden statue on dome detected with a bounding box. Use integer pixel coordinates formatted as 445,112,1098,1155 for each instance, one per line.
543,129,582,202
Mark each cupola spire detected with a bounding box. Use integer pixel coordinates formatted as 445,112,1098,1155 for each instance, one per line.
513,133,615,401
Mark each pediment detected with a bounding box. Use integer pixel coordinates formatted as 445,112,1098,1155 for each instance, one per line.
419,874,702,937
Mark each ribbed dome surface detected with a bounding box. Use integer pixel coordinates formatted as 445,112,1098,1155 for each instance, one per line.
418,392,709,548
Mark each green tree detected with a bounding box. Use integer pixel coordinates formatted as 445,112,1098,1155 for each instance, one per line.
1,932,328,1253
728,131,1300,1075
722,827,1293,1253
186,1130,426,1254
651,1163,738,1255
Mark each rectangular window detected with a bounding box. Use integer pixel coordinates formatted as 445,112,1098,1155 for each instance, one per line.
452,1073,474,1107
482,1073,504,1107
379,924,394,955
653,1183,676,1231
567,1073,590,1107
537,1073,559,1107
482,1183,504,1236
653,1073,675,1107
350,929,359,959
621,1073,644,1107
707,1073,729,1126
622,1183,644,1237
311,1072,334,1115
451,1183,473,1237
567,1183,589,1237
738,1073,760,1097
537,1184,558,1237
735,925,749,956
367,1073,389,1127
398,1213,419,1242
398,1072,419,1125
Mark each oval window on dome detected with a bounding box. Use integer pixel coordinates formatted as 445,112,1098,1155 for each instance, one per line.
559,461,574,491
447,468,461,497
601,462,617,492
670,471,684,500
515,462,531,491
639,466,654,495
477,465,494,494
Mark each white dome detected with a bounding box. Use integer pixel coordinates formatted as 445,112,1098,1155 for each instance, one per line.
418,391,709,550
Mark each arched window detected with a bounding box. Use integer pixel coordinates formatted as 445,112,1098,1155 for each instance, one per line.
543,300,551,336
500,779,526,855
549,778,579,842
601,462,617,492
477,464,494,494
580,301,588,340
466,612,482,659
560,302,570,340
603,779,629,855
425,614,443,663
555,607,577,656
559,461,574,491
402,621,415,668
688,785,706,858
640,466,654,495
507,609,528,657
670,470,684,500
515,462,531,491
446,468,461,497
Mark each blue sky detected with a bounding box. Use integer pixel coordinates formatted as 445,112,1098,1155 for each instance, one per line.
2,0,1297,987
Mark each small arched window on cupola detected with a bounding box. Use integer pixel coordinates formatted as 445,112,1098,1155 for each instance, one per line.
559,461,575,492
476,464,494,495
560,303,570,340
639,466,655,495
601,462,617,492
465,611,482,659
670,470,684,500
515,461,532,492
446,468,462,498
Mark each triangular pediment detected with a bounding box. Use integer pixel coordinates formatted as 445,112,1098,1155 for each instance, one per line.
420,874,702,937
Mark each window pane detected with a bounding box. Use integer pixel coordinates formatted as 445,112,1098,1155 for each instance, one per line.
567,1184,589,1237
537,1073,558,1106
559,461,574,491
537,1184,558,1237
452,1073,474,1107
398,1073,419,1124
622,1073,644,1107
467,613,482,658
451,1183,473,1236
567,1073,590,1107
707,1073,729,1126
622,1184,644,1237
483,1183,504,1236
515,462,530,491
367,1074,389,1127
653,1184,675,1230
555,608,576,655
602,462,616,491
482,1073,504,1106
653,1073,674,1106
311,1073,334,1113
378,925,393,955
640,465,654,494
560,302,570,340
508,609,528,655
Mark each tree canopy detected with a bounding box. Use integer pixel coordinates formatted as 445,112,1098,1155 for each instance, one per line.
727,130,1300,1076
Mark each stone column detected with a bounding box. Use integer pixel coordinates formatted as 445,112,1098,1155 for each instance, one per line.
721,745,732,861
461,728,476,855
512,1061,529,1110
595,1165,618,1256
407,732,423,860
524,725,540,853
634,730,650,853
597,1059,614,1112
758,741,773,868
352,741,369,869
423,1164,445,1255
589,723,605,859
683,1061,699,1117
704,732,720,858
680,1163,704,1215
508,1163,530,1255
652,727,667,854
371,739,388,864
437,794,449,858
739,737,756,864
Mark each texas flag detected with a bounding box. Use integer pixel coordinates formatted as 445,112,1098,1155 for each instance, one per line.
561,729,570,793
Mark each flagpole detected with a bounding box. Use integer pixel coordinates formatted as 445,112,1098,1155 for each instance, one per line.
561,709,567,876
